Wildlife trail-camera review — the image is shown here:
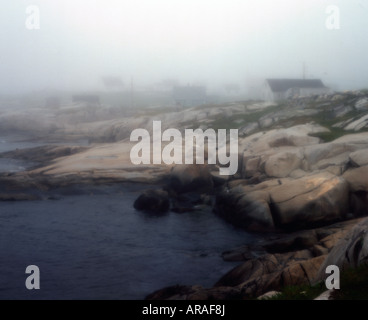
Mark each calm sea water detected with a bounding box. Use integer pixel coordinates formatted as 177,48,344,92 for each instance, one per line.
0,135,89,172
0,136,257,300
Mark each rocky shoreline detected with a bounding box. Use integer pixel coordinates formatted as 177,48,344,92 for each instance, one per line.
1,90,368,299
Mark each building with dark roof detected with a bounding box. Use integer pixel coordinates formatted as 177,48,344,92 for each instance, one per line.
264,79,330,102
172,86,207,107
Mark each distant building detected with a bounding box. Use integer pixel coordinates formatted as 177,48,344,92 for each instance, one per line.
72,95,100,105
264,79,330,102
173,86,207,107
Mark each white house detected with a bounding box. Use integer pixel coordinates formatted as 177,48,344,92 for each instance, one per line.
264,79,330,102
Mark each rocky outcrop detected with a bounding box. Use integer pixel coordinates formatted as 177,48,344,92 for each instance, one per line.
133,189,170,213
344,114,368,131
147,219,360,300
315,217,368,283
343,166,368,216
215,186,274,232
168,165,214,194
240,124,368,180
269,173,349,229
215,172,349,231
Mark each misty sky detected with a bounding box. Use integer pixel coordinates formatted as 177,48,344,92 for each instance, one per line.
1,0,368,93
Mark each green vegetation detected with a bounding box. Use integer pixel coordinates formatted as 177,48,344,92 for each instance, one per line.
309,127,354,142
263,263,368,300
331,264,368,300
264,282,326,300
209,104,283,130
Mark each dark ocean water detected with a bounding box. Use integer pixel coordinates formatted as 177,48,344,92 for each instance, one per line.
0,136,257,300
0,186,256,300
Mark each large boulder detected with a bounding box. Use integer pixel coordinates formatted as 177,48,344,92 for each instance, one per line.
133,189,170,213
269,172,349,229
343,166,368,216
343,166,368,192
216,172,349,231
168,165,213,194
215,186,274,232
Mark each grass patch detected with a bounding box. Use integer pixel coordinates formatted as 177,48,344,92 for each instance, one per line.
309,127,354,142
264,264,368,300
209,104,283,130
265,282,326,300
331,264,368,300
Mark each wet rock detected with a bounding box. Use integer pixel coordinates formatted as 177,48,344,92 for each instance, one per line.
170,192,213,213
221,245,256,262
133,189,170,213
215,187,274,232
263,231,318,253
168,165,214,194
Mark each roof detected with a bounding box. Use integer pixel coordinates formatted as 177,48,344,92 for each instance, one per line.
173,86,206,100
266,79,326,92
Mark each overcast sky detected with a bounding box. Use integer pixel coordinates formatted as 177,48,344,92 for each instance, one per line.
1,0,368,93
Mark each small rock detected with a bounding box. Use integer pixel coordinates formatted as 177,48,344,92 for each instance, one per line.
314,290,333,300
133,189,170,213
257,291,281,300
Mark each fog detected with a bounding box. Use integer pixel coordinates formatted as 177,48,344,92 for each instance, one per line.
1,0,368,95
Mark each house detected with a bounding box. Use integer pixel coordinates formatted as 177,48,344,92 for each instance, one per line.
172,86,207,107
264,79,330,102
